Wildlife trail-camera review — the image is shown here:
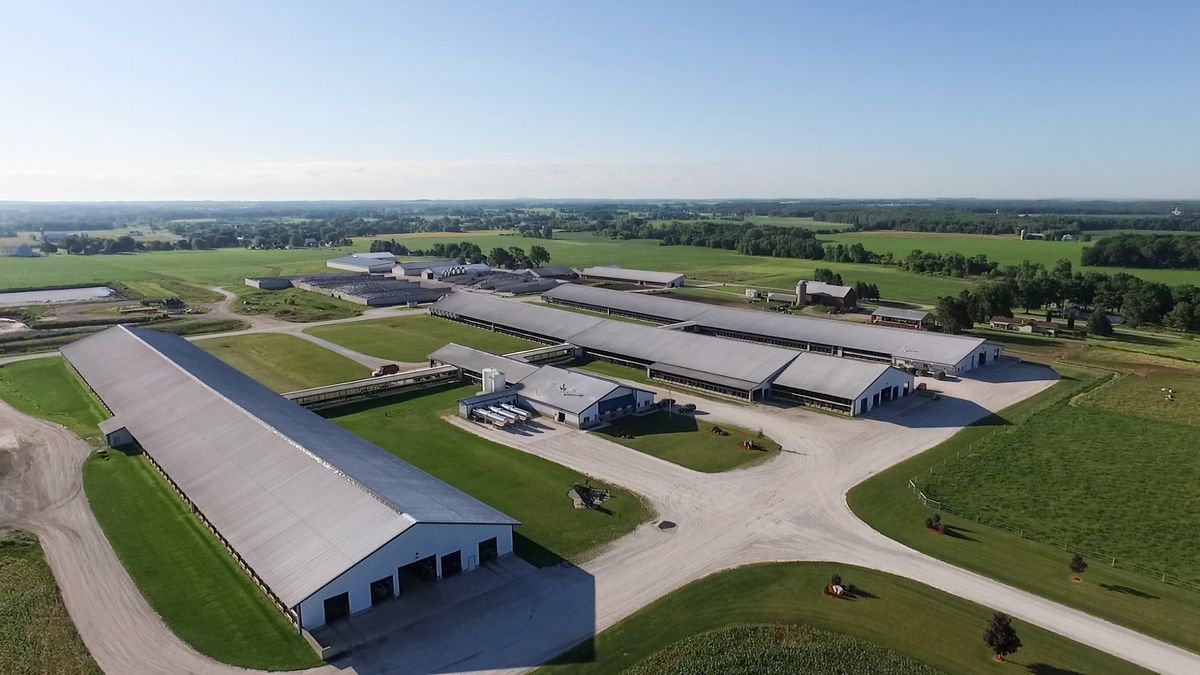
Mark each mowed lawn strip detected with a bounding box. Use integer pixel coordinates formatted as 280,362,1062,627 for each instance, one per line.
0,357,107,441
0,532,100,675
327,385,652,566
535,563,1149,675
848,361,1200,652
83,451,322,670
306,314,538,363
198,333,369,392
598,410,779,473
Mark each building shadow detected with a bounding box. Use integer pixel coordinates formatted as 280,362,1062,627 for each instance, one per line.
331,561,597,672
1100,583,1160,600
868,394,1010,430
960,359,1060,385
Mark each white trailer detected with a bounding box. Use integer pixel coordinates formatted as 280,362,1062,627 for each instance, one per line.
499,403,532,421
488,406,521,422
472,409,510,428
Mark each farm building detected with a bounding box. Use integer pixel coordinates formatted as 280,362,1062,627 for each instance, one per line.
871,307,934,330
245,276,295,290
62,326,518,632
523,266,577,280
395,259,456,277
796,280,857,309
326,252,397,274
3,243,38,257
578,266,685,288
541,284,998,374
989,317,1058,336
394,260,492,280
290,273,450,306
436,344,654,427
430,293,914,411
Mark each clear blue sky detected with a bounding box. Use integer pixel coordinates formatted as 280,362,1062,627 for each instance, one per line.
2,1,1197,200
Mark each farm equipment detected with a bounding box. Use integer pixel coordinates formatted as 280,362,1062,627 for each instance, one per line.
372,363,401,377
572,482,612,509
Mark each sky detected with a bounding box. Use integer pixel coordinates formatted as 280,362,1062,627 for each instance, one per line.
1,1,1198,201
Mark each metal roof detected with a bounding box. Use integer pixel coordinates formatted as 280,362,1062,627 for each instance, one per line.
61,326,516,608
432,292,606,340
801,281,853,299
543,284,709,322
578,266,684,284
541,284,986,368
429,343,540,382
566,320,798,389
517,366,630,414
326,255,395,273
871,307,931,322
771,353,898,400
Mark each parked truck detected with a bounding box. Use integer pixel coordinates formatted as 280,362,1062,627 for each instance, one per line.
372,363,401,377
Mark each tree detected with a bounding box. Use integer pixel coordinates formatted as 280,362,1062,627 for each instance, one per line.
1069,553,1088,580
934,294,973,334
39,241,58,254
982,611,1022,662
529,245,551,267
487,247,514,268
1088,311,1114,337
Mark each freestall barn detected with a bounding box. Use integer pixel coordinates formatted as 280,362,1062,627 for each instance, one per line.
577,266,685,288
61,325,518,632
542,284,1000,374
429,292,914,414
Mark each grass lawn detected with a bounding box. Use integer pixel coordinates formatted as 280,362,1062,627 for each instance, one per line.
306,314,538,363
0,532,100,675
232,286,363,322
597,410,779,473
84,450,321,670
848,360,1200,652
536,562,1148,675
197,333,369,392
0,358,107,441
327,385,652,566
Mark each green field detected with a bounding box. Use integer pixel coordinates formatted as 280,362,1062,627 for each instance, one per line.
395,231,975,305
536,563,1147,675
918,359,1200,583
0,358,107,441
598,410,779,473
0,247,339,293
116,277,223,304
233,286,364,322
84,450,321,670
848,358,1200,652
328,385,651,565
0,532,100,675
197,333,369,392
306,314,538,363
649,216,854,231
822,231,1200,287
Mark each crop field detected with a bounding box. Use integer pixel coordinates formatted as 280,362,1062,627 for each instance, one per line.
0,247,339,293
0,532,100,675
328,385,651,566
232,286,363,322
306,314,538,363
849,358,1200,652
536,562,1147,675
393,231,973,305
598,410,779,473
197,334,369,392
821,231,1200,286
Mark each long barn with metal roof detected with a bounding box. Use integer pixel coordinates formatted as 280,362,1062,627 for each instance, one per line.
542,284,1000,373
429,292,915,411
61,325,518,632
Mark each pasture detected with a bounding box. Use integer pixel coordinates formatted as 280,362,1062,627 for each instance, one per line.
597,410,779,473
328,385,651,566
0,532,100,675
821,231,1200,286
536,562,1147,675
197,333,369,392
306,314,538,363
849,357,1200,651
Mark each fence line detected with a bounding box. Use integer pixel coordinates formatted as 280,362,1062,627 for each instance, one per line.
902,371,1199,594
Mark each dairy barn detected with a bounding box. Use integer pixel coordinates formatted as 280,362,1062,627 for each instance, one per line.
61,326,518,635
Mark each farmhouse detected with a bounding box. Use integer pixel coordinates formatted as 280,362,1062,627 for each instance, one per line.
578,265,685,288
431,292,914,414
62,326,518,632
871,307,933,330
541,283,999,374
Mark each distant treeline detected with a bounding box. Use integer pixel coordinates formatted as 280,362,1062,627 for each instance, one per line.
810,206,1200,236
1081,234,1200,270
598,219,827,260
